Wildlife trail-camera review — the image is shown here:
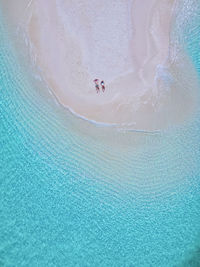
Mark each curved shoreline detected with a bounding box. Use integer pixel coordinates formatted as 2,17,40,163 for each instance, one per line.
1,0,199,131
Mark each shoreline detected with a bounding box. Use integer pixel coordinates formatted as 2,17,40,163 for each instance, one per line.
1,0,199,131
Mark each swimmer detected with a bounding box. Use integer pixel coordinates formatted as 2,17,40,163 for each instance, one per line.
93,79,100,93
101,80,105,92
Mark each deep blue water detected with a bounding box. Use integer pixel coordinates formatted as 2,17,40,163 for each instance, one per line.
1,3,200,267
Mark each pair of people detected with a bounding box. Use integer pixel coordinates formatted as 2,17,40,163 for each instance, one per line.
94,79,105,93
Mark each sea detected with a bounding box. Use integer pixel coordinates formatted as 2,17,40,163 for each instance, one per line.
0,1,200,266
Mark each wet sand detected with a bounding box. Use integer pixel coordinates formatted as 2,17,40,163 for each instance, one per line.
1,0,198,130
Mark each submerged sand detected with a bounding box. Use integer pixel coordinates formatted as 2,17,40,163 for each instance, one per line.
2,0,199,130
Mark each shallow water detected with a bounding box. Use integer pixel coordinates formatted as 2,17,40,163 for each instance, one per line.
0,2,200,267
5,0,198,129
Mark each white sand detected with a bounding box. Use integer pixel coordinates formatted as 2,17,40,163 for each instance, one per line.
2,0,198,130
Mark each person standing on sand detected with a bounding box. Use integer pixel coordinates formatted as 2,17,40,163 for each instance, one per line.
93,79,100,93
101,81,105,92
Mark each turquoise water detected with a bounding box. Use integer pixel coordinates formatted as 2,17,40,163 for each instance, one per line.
1,4,200,267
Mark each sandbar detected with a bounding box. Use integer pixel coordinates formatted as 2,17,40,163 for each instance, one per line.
1,0,198,130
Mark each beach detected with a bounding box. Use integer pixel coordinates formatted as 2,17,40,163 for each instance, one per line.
1,1,200,266
2,0,198,130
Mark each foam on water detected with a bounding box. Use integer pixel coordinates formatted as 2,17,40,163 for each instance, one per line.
0,1,200,266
